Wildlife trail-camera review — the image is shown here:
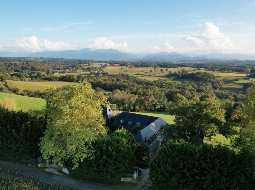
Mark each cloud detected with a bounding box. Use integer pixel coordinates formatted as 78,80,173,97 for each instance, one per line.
16,36,73,52
180,22,234,53
91,37,128,51
1,22,252,54
128,22,235,53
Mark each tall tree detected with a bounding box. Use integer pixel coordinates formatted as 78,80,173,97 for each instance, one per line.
40,83,107,168
240,88,255,152
173,95,225,144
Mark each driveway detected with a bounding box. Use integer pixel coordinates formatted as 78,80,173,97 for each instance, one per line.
0,160,111,190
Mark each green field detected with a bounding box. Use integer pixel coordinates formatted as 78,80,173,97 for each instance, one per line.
0,92,46,112
6,80,78,92
104,65,194,81
134,112,175,124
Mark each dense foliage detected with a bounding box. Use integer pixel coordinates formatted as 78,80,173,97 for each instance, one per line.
150,141,255,190
168,71,223,89
40,83,107,168
71,129,137,184
239,88,255,152
0,108,46,160
172,95,225,144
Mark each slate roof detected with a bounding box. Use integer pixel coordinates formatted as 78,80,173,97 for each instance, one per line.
110,112,159,133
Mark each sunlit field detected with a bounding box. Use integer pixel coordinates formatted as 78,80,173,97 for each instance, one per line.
0,92,46,111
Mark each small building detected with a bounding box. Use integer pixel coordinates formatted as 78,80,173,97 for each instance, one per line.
109,112,167,144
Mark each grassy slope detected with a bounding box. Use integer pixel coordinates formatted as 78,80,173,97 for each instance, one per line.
0,92,46,112
6,80,78,92
133,112,175,124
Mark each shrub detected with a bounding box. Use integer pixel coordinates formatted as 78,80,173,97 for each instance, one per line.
150,141,255,190
71,129,137,184
0,108,46,160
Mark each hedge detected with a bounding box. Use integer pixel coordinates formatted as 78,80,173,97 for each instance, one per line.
0,108,46,160
150,142,255,190
71,129,137,184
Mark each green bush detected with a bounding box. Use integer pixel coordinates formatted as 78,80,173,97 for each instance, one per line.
150,142,255,190
71,129,137,184
0,108,46,160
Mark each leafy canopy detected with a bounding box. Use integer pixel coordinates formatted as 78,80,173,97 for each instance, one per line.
239,88,255,152
173,95,225,144
40,83,107,168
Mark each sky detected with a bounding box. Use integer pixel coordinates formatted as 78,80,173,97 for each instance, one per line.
1,0,255,54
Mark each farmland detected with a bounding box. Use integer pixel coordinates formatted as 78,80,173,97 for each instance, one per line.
0,92,46,111
6,80,78,92
103,65,253,91
103,65,195,80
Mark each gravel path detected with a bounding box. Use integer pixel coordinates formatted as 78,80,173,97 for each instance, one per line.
0,160,112,190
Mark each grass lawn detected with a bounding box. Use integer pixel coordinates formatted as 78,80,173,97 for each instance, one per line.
6,80,78,92
0,92,46,112
134,112,175,124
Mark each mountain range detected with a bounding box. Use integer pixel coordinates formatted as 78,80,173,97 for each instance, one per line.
0,48,255,62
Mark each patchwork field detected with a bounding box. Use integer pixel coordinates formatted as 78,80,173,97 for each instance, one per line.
0,92,46,111
104,65,194,81
103,65,252,89
6,80,78,92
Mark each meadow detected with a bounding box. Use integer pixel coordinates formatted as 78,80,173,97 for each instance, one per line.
6,80,78,92
0,92,46,111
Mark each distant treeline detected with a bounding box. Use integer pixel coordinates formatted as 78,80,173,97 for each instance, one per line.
1,57,255,76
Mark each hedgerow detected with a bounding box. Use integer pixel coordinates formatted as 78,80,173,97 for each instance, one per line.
0,108,46,160
71,129,137,184
150,141,255,190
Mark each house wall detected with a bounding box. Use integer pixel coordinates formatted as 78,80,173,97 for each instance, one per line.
140,118,167,141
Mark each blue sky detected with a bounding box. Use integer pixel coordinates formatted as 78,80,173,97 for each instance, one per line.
1,0,255,53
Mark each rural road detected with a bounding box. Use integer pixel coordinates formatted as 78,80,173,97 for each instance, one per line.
0,160,112,190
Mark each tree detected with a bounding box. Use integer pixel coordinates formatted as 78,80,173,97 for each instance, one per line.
221,102,246,137
40,83,107,168
111,90,137,111
71,129,137,183
173,95,225,144
239,88,255,152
